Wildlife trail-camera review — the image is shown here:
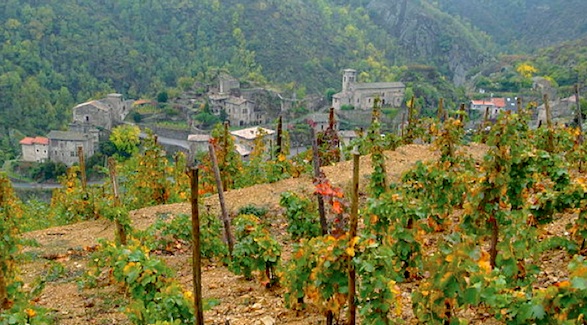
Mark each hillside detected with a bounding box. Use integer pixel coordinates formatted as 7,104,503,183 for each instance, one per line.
16,140,581,324
0,1,489,137
20,144,449,324
437,0,587,51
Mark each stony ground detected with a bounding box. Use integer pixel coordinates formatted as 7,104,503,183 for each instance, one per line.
18,143,573,324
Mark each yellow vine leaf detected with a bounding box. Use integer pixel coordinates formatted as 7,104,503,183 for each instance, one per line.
478,251,491,273
345,247,355,257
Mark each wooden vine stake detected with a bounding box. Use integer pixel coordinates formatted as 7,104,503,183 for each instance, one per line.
575,85,584,172
575,84,583,143
347,148,360,325
222,121,230,191
310,127,328,235
77,146,87,191
437,98,444,122
107,158,127,245
405,95,416,143
544,94,554,152
516,97,524,119
0,179,8,310
208,143,234,256
276,115,283,158
188,167,204,325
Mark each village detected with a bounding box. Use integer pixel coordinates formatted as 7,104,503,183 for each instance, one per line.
16,69,575,174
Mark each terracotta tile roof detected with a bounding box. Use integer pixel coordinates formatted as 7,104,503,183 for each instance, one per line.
471,98,506,108
491,98,506,108
19,136,49,145
19,137,34,145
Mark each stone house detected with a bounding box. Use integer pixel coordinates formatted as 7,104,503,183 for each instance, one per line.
338,130,361,147
219,74,240,95
470,97,517,119
72,93,132,131
332,69,405,110
19,136,49,162
209,94,266,127
187,134,211,155
207,74,271,127
47,130,95,166
230,127,276,158
536,95,579,127
307,112,339,132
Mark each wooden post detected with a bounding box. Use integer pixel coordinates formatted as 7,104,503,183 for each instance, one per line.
575,84,583,143
0,184,7,310
437,98,444,122
544,94,552,129
517,97,523,117
222,122,229,191
78,146,87,191
276,115,283,158
406,95,415,142
400,112,406,137
208,143,234,256
189,168,204,325
311,127,328,235
107,158,127,246
347,150,360,325
0,266,5,311
544,94,554,152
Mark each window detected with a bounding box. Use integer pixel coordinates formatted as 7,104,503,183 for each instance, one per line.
242,108,248,114
85,115,90,122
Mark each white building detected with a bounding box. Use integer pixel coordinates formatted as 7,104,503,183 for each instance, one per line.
19,137,49,162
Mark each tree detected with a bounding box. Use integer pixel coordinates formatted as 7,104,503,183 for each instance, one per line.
110,125,141,159
157,91,169,103
516,62,538,79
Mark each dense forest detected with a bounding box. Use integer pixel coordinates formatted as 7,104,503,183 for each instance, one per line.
437,0,587,51
1,0,586,163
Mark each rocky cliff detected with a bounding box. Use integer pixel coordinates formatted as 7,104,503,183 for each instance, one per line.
366,0,490,85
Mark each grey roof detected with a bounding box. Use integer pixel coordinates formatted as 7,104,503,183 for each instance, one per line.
308,113,331,123
353,82,405,90
226,97,248,105
339,130,360,138
230,127,275,140
187,134,211,142
47,130,89,141
74,100,110,112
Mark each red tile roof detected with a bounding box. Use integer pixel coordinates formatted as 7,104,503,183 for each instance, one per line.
471,98,506,108
491,98,506,108
19,136,49,145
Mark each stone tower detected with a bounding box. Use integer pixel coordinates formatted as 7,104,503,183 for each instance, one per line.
342,69,357,93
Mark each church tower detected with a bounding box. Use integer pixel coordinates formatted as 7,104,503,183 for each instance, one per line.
342,69,357,93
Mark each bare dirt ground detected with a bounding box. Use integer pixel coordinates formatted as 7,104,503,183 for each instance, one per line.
18,143,572,324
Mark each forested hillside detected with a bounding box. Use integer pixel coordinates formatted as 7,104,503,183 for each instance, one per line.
0,0,492,158
437,0,587,51
0,0,585,163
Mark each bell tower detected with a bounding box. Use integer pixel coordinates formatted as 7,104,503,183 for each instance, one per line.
342,69,357,92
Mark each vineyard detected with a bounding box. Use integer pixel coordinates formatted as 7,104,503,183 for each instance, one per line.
2,103,587,324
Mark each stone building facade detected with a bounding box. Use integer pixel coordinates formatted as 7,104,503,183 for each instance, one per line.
72,93,132,130
332,69,405,110
230,127,275,157
19,137,49,162
47,130,95,166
